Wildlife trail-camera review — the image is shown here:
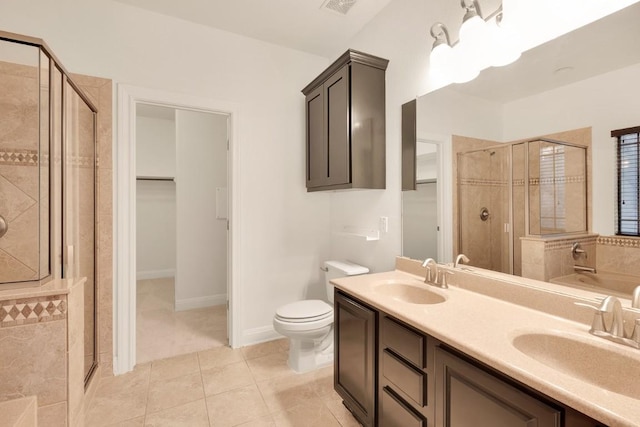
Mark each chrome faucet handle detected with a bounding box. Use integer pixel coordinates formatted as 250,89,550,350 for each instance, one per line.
574,302,606,334
422,258,438,283
598,296,625,337
632,286,640,309
439,270,453,289
631,318,640,344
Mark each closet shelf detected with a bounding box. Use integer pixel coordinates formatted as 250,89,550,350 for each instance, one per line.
333,227,380,241
136,176,175,182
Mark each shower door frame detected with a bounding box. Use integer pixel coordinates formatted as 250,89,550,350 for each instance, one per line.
115,84,241,375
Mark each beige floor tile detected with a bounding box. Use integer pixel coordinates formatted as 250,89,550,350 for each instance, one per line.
198,346,244,370
201,360,255,396
206,384,269,427
149,352,200,382
241,339,287,360
320,392,362,427
147,372,205,414
236,416,276,426
245,352,291,382
271,401,341,427
307,366,334,397
144,399,210,427
256,372,318,414
106,417,146,426
85,365,150,426
136,278,226,364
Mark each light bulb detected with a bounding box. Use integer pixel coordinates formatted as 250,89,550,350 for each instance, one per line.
487,21,521,67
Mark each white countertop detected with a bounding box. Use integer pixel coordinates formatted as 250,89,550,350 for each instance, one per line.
331,267,640,427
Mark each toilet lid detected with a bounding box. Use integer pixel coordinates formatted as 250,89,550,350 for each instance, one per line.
276,300,333,322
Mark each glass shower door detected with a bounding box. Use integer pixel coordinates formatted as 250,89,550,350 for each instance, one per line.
64,79,97,382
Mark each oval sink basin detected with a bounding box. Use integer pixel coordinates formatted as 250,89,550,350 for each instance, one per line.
373,281,446,305
512,332,640,399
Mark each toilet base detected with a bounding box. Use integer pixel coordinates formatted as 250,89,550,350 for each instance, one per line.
287,330,334,373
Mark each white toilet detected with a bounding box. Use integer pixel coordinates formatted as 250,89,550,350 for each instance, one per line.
273,260,369,373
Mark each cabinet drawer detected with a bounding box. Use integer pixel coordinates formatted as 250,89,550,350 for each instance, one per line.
381,386,427,427
383,350,426,407
382,316,425,368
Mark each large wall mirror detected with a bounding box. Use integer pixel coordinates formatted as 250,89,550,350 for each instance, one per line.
402,2,640,275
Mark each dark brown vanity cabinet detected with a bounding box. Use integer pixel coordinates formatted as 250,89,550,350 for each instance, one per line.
435,347,561,427
379,315,433,427
335,291,377,427
302,49,388,192
334,290,605,427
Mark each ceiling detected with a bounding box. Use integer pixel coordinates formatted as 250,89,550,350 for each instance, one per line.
112,0,394,58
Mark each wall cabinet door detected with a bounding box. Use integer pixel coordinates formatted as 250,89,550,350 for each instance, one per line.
325,66,350,186
435,347,561,427
305,84,326,188
305,65,350,189
335,291,377,427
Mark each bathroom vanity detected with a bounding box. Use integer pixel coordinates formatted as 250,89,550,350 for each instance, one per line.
332,259,640,427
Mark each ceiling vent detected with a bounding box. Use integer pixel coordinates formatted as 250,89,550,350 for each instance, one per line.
321,0,358,15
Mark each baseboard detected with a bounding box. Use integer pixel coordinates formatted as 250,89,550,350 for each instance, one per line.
175,294,227,311
136,269,176,280
241,325,284,347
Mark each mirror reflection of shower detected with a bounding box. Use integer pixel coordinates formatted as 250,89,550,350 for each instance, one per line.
457,138,587,275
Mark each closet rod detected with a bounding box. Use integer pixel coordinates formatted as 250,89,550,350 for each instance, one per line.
136,177,175,182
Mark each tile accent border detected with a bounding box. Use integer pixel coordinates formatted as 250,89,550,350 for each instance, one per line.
0,295,67,327
598,236,640,248
0,149,39,166
544,235,597,250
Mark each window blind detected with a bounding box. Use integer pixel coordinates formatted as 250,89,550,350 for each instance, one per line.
613,126,640,236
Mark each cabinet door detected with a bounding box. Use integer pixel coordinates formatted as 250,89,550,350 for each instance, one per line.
325,66,350,186
305,84,326,188
335,291,376,427
435,348,561,427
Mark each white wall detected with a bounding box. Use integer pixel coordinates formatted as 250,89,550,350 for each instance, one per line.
0,0,332,345
136,115,176,178
136,181,176,279
175,110,228,310
135,114,177,279
503,62,640,236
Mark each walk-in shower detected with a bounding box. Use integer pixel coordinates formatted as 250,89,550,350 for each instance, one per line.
0,32,98,385
457,138,587,275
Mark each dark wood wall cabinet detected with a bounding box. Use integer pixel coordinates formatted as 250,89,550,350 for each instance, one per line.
334,290,606,427
302,50,388,192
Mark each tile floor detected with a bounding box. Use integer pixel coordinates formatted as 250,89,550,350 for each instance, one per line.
85,339,361,426
136,278,228,363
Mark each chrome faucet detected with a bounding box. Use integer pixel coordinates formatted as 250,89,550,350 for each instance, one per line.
598,296,625,338
454,254,470,268
576,295,640,349
422,258,438,284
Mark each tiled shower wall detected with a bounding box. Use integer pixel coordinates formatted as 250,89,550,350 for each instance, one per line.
0,61,40,282
521,235,640,282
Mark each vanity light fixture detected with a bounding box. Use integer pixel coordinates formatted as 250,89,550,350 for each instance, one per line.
430,0,522,84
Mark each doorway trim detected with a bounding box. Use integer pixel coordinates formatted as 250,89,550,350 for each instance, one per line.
416,133,453,263
115,84,241,375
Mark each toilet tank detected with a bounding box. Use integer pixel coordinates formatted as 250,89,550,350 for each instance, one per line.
324,260,369,304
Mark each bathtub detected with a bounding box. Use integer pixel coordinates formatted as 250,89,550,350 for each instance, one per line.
551,271,640,298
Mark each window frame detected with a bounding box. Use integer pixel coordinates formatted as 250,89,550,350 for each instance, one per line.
613,126,640,236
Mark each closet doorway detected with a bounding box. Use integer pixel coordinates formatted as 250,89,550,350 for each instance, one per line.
135,103,229,364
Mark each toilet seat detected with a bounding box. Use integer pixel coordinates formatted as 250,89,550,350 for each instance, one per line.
275,300,332,323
